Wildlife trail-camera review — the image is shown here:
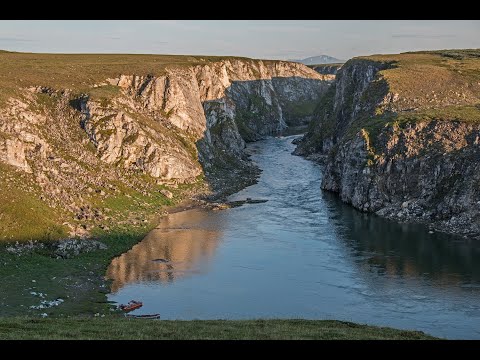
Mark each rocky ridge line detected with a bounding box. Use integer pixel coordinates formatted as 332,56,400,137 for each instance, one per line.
296,51,480,239
0,58,330,239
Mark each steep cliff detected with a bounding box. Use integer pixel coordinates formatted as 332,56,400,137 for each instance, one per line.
297,49,480,239
0,52,329,240
309,64,343,77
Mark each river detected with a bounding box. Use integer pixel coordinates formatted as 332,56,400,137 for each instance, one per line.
107,135,480,339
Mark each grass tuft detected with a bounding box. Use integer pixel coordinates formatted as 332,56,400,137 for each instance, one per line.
0,318,437,340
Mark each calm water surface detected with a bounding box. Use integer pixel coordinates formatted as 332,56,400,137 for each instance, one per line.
107,136,480,339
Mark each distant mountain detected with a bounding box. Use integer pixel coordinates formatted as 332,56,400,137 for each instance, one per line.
289,55,344,65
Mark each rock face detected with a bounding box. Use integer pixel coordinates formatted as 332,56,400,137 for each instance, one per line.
79,99,202,181
0,56,329,239
1,138,32,173
83,60,329,197
310,64,342,76
323,122,480,238
295,59,392,157
296,50,480,239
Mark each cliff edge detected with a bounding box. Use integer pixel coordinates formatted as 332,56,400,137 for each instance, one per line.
296,49,480,239
0,52,330,240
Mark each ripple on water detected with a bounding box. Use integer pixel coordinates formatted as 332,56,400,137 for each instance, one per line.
107,135,480,339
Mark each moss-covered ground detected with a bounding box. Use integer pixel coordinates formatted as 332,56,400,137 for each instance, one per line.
0,318,436,340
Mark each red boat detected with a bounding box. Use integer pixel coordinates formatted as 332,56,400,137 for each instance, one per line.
119,300,143,312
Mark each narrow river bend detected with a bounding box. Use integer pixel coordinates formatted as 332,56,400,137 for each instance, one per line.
107,135,480,339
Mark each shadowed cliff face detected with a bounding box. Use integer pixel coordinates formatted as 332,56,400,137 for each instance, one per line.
0,57,330,240
196,76,330,196
112,60,330,182
296,50,480,239
310,64,342,79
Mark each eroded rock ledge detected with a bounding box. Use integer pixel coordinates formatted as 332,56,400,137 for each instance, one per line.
0,57,330,239
296,50,480,239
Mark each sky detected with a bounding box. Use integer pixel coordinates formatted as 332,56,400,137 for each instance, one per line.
0,20,479,60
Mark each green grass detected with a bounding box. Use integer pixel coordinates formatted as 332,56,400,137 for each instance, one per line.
88,85,121,105
395,104,480,123
358,49,480,101
302,49,480,155
0,318,437,340
0,157,198,243
0,51,282,105
346,104,480,149
0,163,68,242
0,168,207,317
283,99,319,119
0,225,156,316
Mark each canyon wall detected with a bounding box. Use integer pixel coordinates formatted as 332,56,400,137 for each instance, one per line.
296,50,480,239
0,55,329,239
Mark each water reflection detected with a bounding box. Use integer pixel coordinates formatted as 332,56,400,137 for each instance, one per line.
321,191,480,285
106,210,223,292
107,135,480,339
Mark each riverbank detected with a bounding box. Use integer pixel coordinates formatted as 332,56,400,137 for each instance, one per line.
0,318,436,340
3,134,478,339
295,50,480,241
0,157,263,317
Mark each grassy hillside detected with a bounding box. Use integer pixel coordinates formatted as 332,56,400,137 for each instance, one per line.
0,51,326,317
0,318,437,340
0,163,69,242
364,49,480,97
301,49,480,153
0,50,324,243
0,52,213,318
0,52,221,242
0,51,256,104
365,49,479,117
360,49,480,144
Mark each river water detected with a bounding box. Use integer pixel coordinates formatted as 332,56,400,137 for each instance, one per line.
107,135,480,339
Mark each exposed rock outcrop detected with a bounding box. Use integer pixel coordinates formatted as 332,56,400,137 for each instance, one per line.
310,64,342,77
0,55,329,239
296,50,480,239
323,122,480,238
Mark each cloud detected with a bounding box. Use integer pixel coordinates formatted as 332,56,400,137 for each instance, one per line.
107,37,121,40
0,37,36,42
392,34,457,39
